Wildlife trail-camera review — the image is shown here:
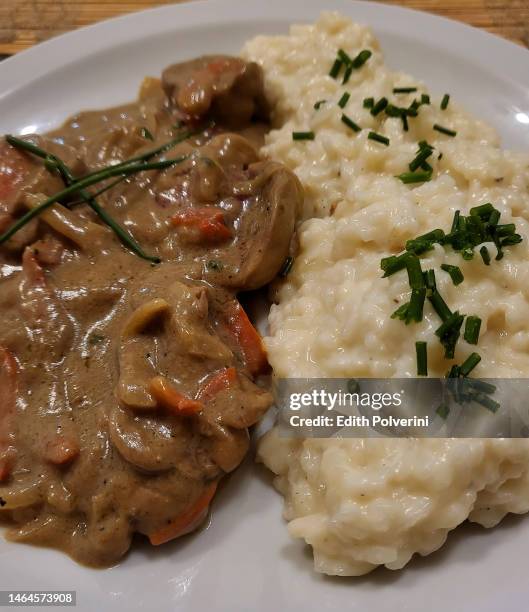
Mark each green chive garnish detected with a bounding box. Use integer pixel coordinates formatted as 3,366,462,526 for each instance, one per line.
429,289,452,322
440,263,464,285
470,203,494,219
314,100,326,110
433,124,457,137
371,97,388,116
391,302,409,321
464,316,481,345
396,170,432,184
341,114,362,133
363,97,375,109
368,131,389,146
292,131,315,141
393,87,417,94
479,245,491,265
381,252,408,277
407,288,426,323
351,49,372,69
329,58,343,79
406,255,424,289
460,352,481,376
435,311,464,359
441,94,450,110
409,142,434,172
338,92,351,109
416,341,428,376
337,49,353,65
473,394,500,413
421,94,430,105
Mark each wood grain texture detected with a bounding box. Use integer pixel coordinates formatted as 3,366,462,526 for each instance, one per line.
0,0,527,55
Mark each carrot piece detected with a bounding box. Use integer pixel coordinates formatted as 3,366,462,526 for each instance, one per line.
197,367,238,403
224,302,270,376
149,376,204,416
0,347,18,482
171,207,233,243
148,481,218,546
43,435,80,466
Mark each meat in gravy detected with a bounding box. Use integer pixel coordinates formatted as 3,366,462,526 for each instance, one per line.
0,56,302,566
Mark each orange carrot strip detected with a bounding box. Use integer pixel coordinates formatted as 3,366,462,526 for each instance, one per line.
149,376,204,416
148,481,218,546
197,367,237,403
224,302,270,376
43,435,80,466
0,347,18,482
171,207,232,243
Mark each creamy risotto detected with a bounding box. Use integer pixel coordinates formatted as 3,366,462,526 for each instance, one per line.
242,13,529,575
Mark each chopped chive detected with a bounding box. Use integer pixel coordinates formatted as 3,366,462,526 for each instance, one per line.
435,311,464,339
436,404,450,419
406,229,444,254
347,379,360,394
140,127,154,140
292,131,315,141
278,256,294,277
421,161,433,172
435,312,464,359
406,288,426,323
337,48,352,65
424,269,436,292
342,65,354,84
474,394,500,413
428,289,452,321
440,263,464,285
314,99,326,110
446,365,461,378
464,315,481,345
440,94,450,110
341,114,362,133
381,252,408,277
460,352,481,376
393,87,417,94
501,234,523,247
421,94,430,105
371,97,388,116
329,58,343,78
479,245,491,265
385,104,403,117
396,170,432,184
488,209,501,226
438,152,444,160
363,97,375,109
405,255,424,289
391,302,409,321
433,123,457,137
495,223,515,237
451,210,460,233
409,143,434,172
338,92,351,109
416,341,428,376
470,202,495,219
368,131,390,146
351,49,372,69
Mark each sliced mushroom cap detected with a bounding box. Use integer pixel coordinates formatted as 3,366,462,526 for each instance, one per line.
227,161,303,291
162,56,269,127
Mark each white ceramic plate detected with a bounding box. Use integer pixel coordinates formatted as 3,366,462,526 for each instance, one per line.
1,1,529,610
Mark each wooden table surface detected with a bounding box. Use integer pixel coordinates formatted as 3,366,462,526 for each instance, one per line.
0,0,527,56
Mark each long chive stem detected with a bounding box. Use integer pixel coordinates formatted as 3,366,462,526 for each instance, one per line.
0,156,187,256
